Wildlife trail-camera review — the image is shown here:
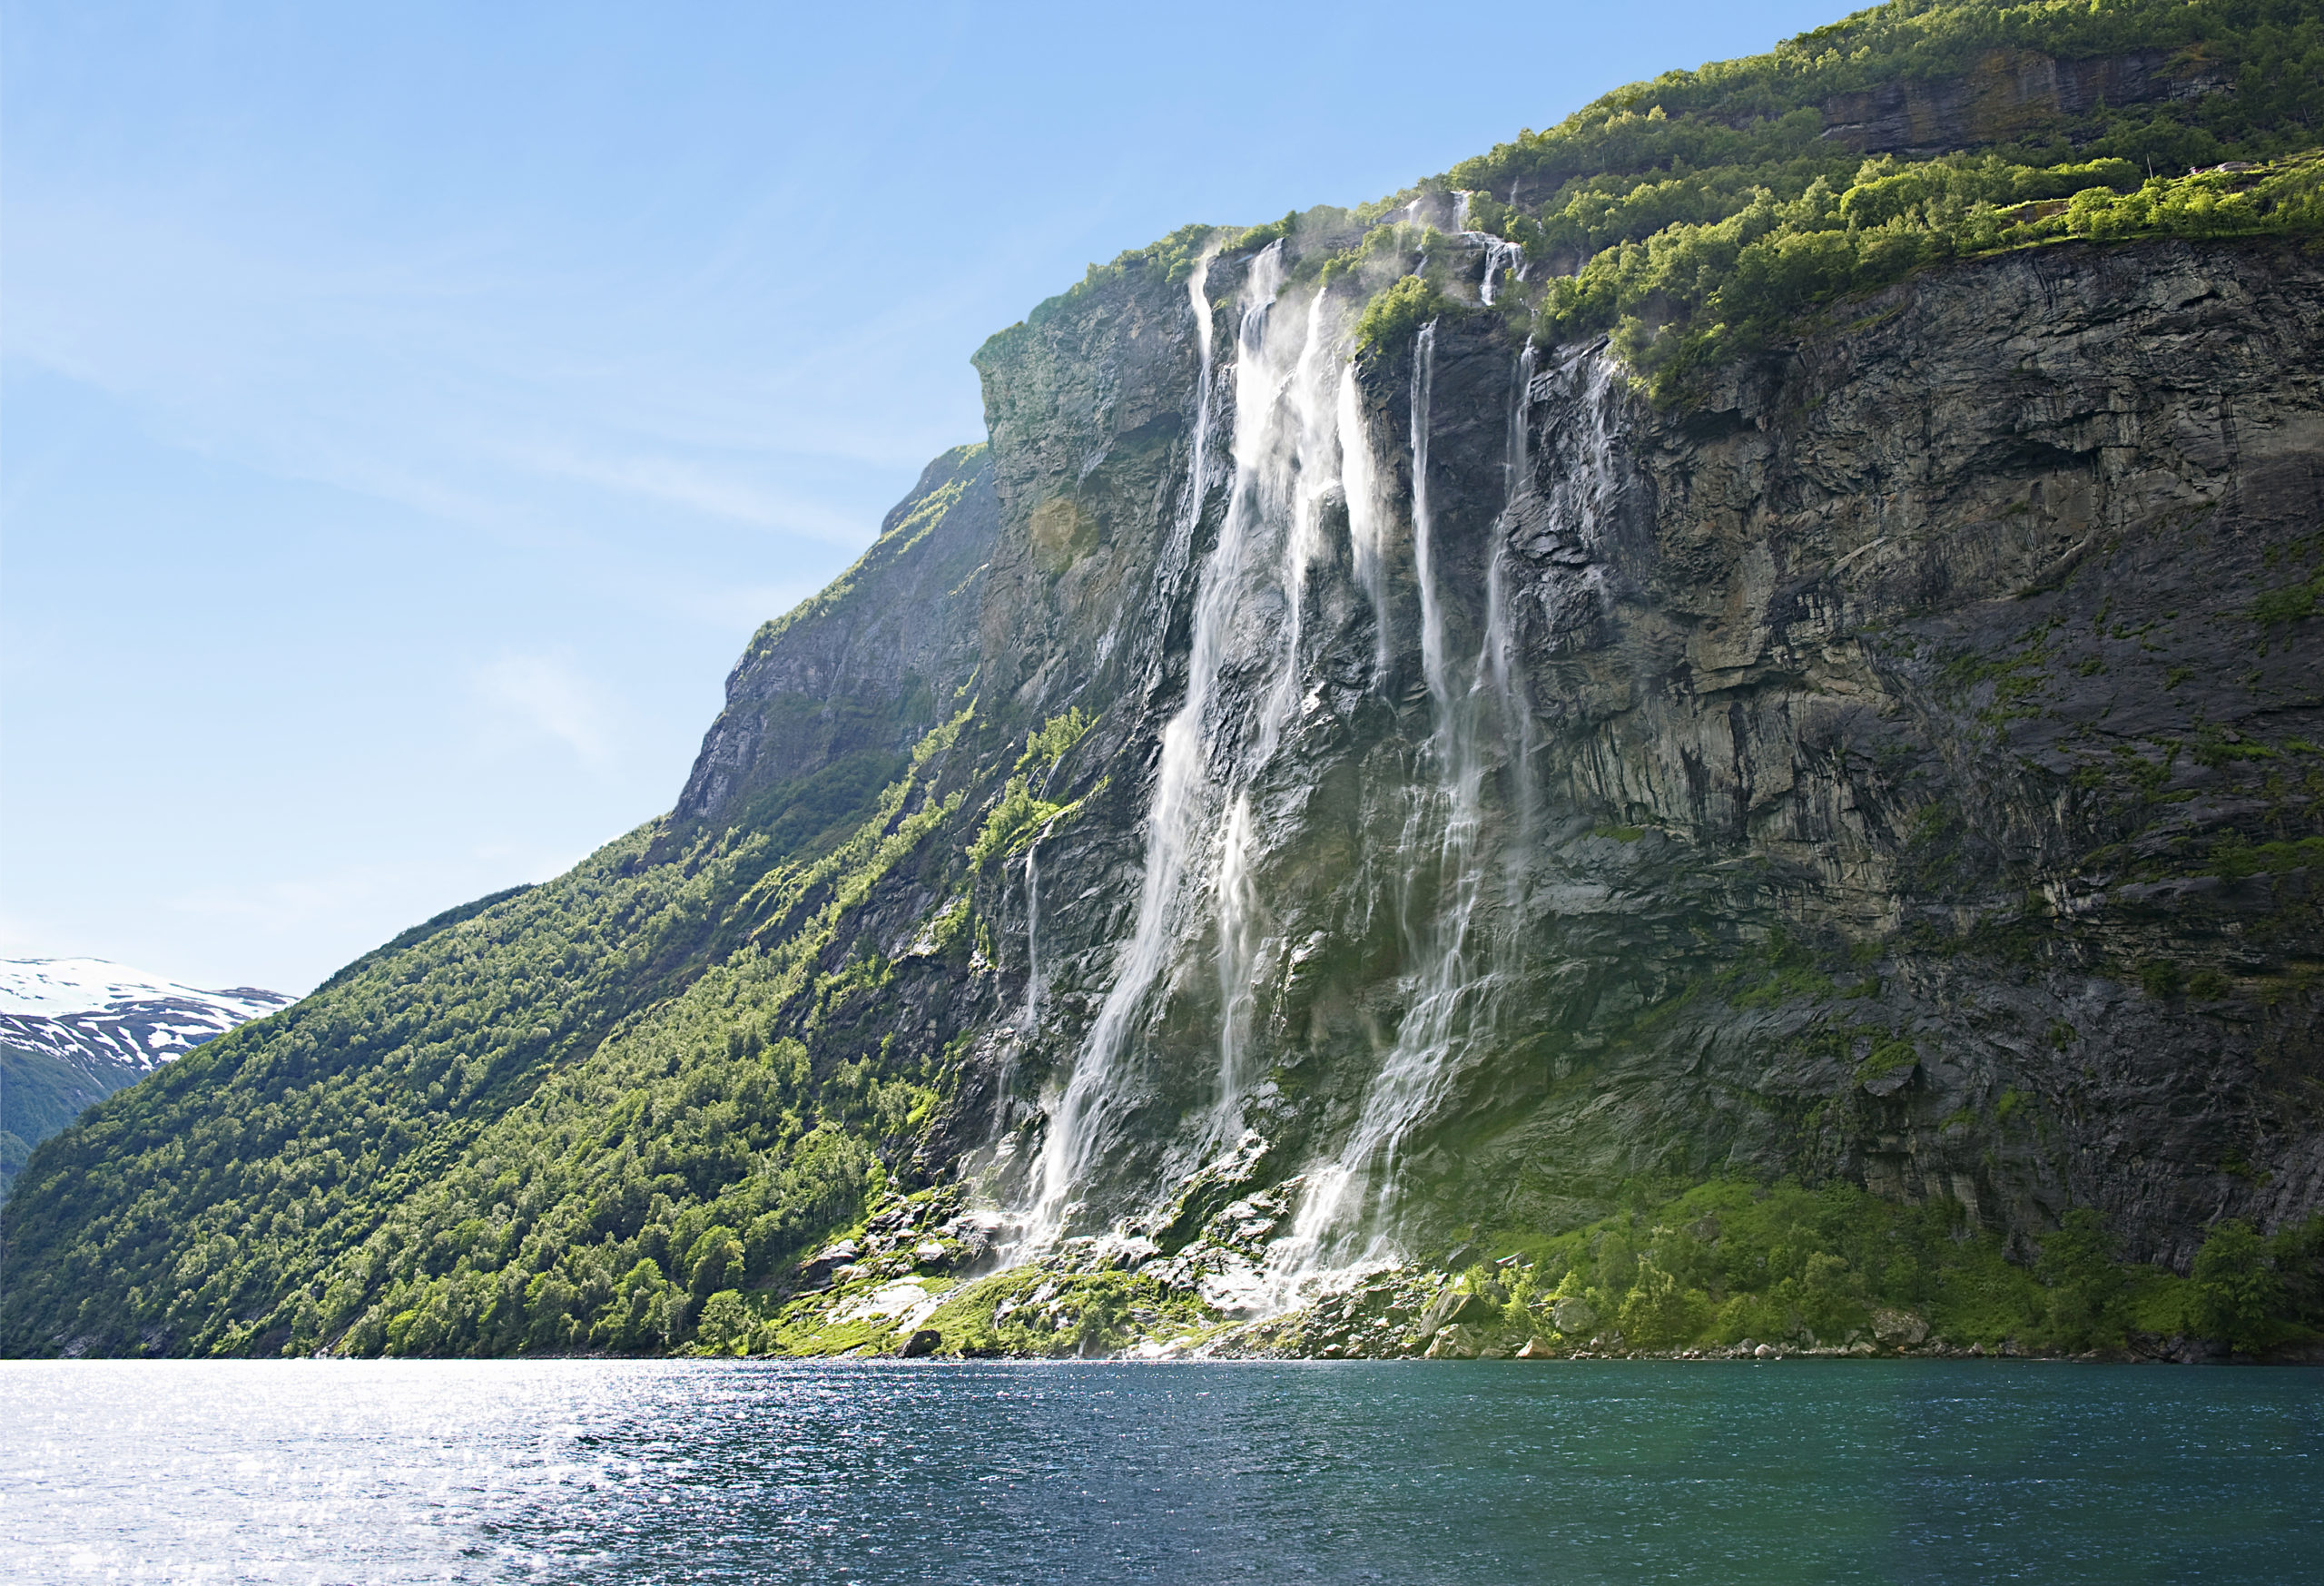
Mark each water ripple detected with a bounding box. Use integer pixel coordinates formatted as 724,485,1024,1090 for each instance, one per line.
3,1359,2318,1583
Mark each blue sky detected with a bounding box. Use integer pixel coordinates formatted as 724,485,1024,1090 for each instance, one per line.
2,0,1840,995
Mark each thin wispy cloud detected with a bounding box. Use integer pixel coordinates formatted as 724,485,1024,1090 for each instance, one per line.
509,444,872,545
1,185,968,559
473,652,613,763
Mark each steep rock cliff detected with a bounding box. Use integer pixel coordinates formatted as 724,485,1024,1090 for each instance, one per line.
672,444,998,832
925,235,2324,1280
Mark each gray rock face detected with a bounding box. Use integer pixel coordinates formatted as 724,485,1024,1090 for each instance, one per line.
1421,1287,1502,1335
1807,48,2231,161
672,445,999,828
1870,1306,1929,1346
1551,1296,1600,1336
727,238,2324,1274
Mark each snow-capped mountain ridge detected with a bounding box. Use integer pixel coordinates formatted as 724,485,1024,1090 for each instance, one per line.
2,959,291,1195
0,959,290,1072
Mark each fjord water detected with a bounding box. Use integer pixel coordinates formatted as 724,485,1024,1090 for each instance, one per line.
7,1362,2317,1582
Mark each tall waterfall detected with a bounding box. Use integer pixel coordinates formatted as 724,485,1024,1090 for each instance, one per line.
1275,327,1551,1279
1216,287,1348,1140
1027,245,1358,1244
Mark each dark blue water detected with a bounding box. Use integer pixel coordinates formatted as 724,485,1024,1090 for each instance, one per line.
5,1359,2318,1582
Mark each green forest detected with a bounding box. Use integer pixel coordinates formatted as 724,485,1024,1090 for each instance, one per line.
1413,0,2324,391
1471,1182,2324,1358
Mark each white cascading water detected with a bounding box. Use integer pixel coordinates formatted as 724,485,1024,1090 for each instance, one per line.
1027,242,1359,1244
1213,286,1351,1144
1272,323,1553,1283
1017,215,1619,1287
1021,836,1042,1029
1478,238,1525,306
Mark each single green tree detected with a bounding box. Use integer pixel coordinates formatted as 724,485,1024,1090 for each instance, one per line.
2036,1209,2126,1350
696,1290,750,1355
2192,1220,2284,1354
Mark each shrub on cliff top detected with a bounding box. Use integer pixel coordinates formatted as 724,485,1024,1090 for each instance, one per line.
1454,0,2324,398
1352,275,1446,356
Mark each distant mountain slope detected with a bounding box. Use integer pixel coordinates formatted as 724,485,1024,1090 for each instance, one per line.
0,960,289,1195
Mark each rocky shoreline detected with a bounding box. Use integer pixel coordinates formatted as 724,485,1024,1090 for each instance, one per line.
708,1187,2322,1366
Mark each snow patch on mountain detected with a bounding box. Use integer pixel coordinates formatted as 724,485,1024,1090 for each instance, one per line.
0,959,290,1074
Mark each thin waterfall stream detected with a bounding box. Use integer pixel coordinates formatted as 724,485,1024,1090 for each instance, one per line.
1019,244,1225,1247
1021,836,1041,1029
